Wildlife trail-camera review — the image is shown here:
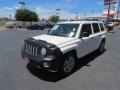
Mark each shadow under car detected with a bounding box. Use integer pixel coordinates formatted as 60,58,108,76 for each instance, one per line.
27,49,106,82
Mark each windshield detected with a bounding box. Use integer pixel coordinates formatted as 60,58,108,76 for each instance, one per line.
47,24,79,37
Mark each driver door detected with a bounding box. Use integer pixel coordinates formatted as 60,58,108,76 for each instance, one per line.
77,24,94,58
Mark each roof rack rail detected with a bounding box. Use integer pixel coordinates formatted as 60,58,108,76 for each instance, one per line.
80,19,99,21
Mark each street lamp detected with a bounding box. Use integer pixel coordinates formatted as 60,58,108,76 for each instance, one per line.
56,9,61,21
56,9,61,17
19,1,26,9
9,14,12,20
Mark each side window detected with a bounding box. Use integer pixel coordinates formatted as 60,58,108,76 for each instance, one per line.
80,24,92,36
92,23,100,33
99,23,104,31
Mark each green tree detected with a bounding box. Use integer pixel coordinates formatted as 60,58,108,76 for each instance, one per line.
30,11,38,21
49,15,59,22
15,9,38,22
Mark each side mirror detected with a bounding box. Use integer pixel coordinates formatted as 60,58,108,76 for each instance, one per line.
80,32,90,38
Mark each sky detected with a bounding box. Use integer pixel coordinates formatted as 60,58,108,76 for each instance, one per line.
0,0,106,19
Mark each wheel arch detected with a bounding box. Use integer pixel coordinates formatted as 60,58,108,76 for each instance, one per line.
58,49,78,75
101,38,106,43
63,49,77,59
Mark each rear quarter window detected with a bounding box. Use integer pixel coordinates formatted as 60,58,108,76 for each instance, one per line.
92,23,100,33
99,23,104,31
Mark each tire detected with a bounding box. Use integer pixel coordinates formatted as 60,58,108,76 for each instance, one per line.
59,53,76,76
97,41,105,54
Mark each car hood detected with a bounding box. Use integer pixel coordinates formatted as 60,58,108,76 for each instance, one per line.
32,34,75,46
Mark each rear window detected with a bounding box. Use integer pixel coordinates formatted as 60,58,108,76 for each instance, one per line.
92,23,100,33
99,23,104,31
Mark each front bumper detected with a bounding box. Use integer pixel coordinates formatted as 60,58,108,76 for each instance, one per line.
21,49,62,72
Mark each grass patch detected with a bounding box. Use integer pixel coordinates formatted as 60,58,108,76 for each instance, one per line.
0,26,6,30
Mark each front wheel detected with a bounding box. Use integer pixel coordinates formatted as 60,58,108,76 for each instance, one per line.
59,53,76,76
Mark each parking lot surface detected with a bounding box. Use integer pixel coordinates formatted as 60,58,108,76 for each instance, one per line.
0,29,120,90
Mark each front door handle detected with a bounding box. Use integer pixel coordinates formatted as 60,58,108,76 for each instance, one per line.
90,37,94,40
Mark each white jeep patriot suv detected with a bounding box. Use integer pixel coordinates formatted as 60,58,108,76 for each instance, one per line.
21,21,106,75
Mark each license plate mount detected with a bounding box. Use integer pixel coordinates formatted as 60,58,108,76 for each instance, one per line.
23,57,29,64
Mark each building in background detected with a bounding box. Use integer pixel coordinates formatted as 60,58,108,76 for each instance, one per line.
103,0,117,18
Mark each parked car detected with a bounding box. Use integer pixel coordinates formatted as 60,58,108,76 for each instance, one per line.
27,24,46,30
107,22,114,31
45,24,54,29
6,21,16,28
22,21,106,76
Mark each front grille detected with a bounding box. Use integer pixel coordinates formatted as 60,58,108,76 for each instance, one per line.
25,43,38,56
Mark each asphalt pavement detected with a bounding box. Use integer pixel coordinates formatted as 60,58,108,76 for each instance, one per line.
0,29,120,90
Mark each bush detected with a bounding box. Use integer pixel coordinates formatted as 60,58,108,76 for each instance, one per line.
48,15,59,22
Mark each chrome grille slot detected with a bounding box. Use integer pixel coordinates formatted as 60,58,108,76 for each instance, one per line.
35,47,38,56
32,47,35,56
25,43,38,56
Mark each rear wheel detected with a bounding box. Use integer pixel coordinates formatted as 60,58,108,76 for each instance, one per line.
98,41,105,54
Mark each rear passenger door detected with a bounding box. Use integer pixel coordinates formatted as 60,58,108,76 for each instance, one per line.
91,23,101,50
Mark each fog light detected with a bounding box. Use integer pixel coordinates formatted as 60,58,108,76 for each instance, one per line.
44,58,52,61
43,62,50,68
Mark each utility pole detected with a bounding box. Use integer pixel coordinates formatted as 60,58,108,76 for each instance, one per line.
117,0,120,20
106,0,111,25
75,12,79,20
92,9,94,15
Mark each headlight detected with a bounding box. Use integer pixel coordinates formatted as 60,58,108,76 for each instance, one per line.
41,48,47,55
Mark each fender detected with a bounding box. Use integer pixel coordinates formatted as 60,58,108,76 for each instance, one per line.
100,33,106,43
59,43,79,58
